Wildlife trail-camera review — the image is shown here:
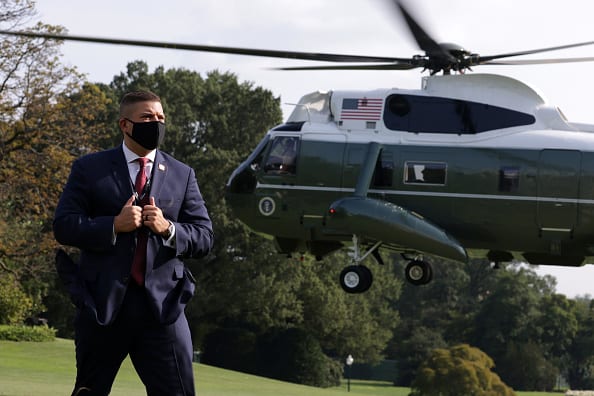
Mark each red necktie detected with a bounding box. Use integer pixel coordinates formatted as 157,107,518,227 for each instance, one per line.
131,157,149,285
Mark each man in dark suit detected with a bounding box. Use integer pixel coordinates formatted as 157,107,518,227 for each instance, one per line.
53,90,214,396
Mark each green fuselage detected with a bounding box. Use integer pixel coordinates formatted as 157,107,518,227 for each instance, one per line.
226,132,594,266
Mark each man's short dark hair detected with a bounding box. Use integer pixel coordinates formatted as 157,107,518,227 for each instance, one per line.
119,91,161,116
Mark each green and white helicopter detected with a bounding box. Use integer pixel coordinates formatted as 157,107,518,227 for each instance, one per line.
7,1,594,292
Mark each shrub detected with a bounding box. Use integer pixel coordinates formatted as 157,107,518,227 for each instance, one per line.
0,275,34,325
0,324,56,341
410,344,516,396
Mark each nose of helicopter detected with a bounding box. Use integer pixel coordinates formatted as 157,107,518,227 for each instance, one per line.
225,134,271,228
225,160,258,226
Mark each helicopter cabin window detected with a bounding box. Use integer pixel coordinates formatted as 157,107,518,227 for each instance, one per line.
373,151,394,187
384,94,536,134
499,166,520,192
263,136,300,175
404,161,447,185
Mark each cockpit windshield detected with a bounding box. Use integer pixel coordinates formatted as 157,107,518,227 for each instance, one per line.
263,136,300,175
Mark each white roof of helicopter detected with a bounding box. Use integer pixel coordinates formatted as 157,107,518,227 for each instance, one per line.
283,73,594,151
288,73,547,123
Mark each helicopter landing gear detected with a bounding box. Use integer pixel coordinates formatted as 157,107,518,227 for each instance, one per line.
339,265,373,293
404,258,433,286
338,235,381,294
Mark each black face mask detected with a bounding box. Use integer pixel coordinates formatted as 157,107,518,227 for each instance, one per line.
125,119,165,150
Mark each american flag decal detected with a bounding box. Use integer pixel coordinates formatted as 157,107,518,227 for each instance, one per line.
341,97,383,120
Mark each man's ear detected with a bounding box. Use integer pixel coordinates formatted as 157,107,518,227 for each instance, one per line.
118,118,128,133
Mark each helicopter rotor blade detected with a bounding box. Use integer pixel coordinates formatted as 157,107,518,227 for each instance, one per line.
0,29,404,64
2,4,593,75
276,63,418,71
392,0,456,61
484,56,594,65
479,41,594,63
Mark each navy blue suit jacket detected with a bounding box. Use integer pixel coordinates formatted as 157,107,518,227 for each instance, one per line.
53,146,214,326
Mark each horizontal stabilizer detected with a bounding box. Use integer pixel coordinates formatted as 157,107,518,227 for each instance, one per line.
327,196,467,262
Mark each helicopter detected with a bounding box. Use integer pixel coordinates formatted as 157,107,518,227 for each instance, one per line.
6,1,594,293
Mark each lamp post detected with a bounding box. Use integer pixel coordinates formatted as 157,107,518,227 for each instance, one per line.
346,354,354,392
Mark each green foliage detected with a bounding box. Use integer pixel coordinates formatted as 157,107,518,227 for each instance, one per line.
0,0,114,333
410,344,516,396
393,326,447,386
0,275,34,325
42,275,76,339
201,327,258,374
202,326,343,388
472,267,544,359
497,342,557,391
391,258,491,385
567,298,594,389
256,327,342,388
0,325,55,341
390,260,580,391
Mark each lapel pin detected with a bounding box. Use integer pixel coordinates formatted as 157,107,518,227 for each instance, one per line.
158,163,166,171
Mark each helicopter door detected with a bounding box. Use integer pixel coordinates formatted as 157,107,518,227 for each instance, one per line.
537,149,581,235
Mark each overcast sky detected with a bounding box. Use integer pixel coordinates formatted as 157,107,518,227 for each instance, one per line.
31,0,594,298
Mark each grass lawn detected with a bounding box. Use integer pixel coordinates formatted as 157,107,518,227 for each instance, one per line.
0,339,562,396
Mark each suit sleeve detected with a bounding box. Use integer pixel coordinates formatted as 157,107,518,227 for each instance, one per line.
171,168,214,259
53,158,117,252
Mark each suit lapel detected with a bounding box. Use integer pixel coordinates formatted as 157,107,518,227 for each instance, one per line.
110,146,132,198
150,150,168,200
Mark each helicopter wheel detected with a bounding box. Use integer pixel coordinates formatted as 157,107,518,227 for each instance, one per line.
405,260,433,286
339,265,373,294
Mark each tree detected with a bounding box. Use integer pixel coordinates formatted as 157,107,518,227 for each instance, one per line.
390,258,496,385
255,327,342,387
496,342,557,391
392,325,447,386
471,266,546,363
567,298,594,389
0,1,114,325
410,344,516,396
535,293,578,376
390,260,569,390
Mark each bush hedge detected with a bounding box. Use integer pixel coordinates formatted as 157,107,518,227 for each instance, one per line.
0,325,56,342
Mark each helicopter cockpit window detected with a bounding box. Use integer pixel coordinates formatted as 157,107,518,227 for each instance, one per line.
404,161,447,185
263,136,300,175
384,94,536,134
